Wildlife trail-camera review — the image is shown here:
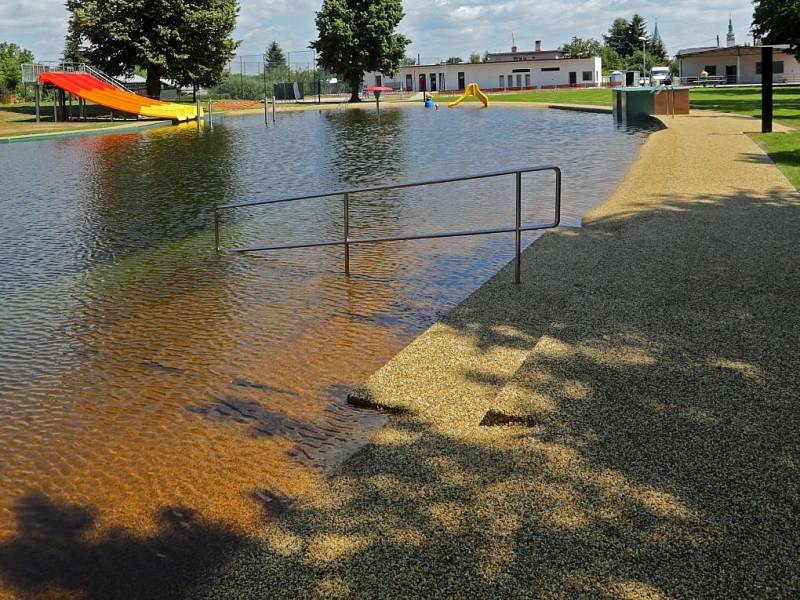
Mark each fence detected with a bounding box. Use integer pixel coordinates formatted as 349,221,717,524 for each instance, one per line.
209,53,350,100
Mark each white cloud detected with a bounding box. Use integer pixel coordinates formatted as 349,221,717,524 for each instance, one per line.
0,0,757,65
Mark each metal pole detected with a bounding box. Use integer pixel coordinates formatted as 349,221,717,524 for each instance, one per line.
554,167,562,227
208,99,213,128
34,84,40,123
642,39,646,84
515,171,522,284
762,46,773,133
272,96,276,123
344,192,350,275
263,57,267,99
196,97,201,129
264,95,269,126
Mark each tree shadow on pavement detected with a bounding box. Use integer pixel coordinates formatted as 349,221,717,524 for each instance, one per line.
196,186,799,598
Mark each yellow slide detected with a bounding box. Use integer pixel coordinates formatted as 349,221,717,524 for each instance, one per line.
448,83,489,108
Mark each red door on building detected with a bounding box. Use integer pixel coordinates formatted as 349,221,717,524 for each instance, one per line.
418,74,426,92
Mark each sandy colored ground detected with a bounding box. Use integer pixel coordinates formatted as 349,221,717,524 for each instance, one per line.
192,110,799,598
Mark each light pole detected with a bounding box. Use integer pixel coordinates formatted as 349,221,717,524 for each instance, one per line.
441,60,446,93
639,36,647,85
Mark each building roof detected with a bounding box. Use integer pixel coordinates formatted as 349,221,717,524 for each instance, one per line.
676,44,790,58
486,51,562,60
407,55,598,69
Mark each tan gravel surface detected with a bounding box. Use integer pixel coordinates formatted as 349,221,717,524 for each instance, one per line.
197,112,800,599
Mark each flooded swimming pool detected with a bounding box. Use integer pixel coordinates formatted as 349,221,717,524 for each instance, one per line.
0,105,655,590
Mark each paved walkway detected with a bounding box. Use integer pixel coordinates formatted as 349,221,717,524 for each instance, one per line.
199,112,799,598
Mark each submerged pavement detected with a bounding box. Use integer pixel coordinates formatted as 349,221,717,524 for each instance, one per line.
198,112,799,598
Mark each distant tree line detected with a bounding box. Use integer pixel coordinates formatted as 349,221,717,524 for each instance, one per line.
560,14,672,74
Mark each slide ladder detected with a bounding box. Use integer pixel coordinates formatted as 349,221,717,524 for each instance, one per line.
448,83,489,108
38,69,200,122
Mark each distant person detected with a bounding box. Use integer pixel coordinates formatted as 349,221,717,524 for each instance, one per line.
423,93,438,110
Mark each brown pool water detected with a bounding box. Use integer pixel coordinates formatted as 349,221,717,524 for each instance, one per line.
0,106,655,597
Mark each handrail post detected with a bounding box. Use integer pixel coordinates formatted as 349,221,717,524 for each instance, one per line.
214,210,220,253
344,192,350,275
515,170,522,284
554,167,562,227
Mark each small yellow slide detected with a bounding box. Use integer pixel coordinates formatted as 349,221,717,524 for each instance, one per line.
448,83,489,108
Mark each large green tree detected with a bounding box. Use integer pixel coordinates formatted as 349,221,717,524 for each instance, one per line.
66,0,239,98
628,14,648,50
560,36,604,58
0,43,34,98
604,18,631,56
753,0,800,60
265,41,286,68
311,0,410,102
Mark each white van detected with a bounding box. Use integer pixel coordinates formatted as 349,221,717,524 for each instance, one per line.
651,66,671,86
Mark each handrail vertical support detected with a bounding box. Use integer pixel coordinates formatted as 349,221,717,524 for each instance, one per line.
344,192,350,275
554,167,562,226
515,170,522,284
214,210,220,253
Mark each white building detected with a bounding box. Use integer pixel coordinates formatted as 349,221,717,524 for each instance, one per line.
676,44,800,84
367,43,602,92
676,19,799,84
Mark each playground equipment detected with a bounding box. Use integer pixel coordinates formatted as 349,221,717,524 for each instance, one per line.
23,63,201,122
448,83,489,108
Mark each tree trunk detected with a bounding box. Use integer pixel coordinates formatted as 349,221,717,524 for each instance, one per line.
349,77,362,102
146,67,162,100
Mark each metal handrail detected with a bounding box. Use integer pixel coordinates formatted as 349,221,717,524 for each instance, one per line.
21,62,134,93
82,65,134,92
214,165,562,284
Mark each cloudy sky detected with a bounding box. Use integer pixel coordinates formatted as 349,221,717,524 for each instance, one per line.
2,0,756,64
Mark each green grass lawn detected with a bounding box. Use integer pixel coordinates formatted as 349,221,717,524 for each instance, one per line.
433,88,612,106
752,131,800,188
689,85,800,128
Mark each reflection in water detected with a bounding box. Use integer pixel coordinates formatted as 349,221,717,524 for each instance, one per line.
0,107,656,596
325,109,408,187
